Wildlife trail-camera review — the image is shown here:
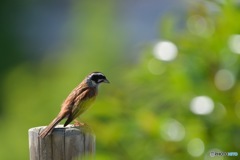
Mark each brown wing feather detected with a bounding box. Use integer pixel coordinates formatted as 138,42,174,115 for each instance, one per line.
39,116,64,138
64,86,97,126
62,83,87,109
39,82,87,138
39,109,70,138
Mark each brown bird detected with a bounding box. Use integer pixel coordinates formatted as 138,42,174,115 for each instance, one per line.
39,72,109,138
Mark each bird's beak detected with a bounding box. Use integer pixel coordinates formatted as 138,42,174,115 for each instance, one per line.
104,79,110,83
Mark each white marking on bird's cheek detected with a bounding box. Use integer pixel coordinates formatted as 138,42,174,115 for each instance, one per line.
91,80,97,86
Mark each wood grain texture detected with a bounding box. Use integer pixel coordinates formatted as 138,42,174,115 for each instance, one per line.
28,125,95,160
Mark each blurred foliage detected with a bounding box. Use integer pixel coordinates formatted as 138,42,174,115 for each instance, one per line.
1,0,240,160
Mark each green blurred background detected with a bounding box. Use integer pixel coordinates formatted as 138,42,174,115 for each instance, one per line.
1,0,240,159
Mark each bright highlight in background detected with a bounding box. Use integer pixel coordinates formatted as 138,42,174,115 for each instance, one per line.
229,34,240,54
187,15,207,34
190,96,214,115
214,69,235,91
187,138,205,157
160,119,185,141
187,15,214,37
153,41,178,61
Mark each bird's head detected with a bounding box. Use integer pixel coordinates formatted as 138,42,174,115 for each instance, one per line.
86,72,110,87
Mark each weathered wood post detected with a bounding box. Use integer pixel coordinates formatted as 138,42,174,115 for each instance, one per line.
28,125,95,160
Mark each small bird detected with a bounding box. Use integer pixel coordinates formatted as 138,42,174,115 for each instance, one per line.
39,72,109,138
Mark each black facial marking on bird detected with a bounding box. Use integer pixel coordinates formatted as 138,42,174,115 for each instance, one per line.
88,72,108,84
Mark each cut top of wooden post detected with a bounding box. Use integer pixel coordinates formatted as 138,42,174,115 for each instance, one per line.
28,125,95,160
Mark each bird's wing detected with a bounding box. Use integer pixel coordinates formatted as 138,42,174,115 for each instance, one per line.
62,87,85,109
64,86,96,126
73,90,96,117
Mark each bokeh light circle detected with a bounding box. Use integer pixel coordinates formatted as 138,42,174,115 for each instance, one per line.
190,96,214,115
153,41,178,61
214,69,235,91
187,15,214,37
160,119,185,141
187,138,205,157
229,34,240,54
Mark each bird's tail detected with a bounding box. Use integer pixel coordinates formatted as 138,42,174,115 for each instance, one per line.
39,116,63,138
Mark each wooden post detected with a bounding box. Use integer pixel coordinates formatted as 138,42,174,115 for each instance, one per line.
28,125,95,160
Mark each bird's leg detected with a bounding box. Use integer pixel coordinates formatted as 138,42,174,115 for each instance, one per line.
74,120,85,126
